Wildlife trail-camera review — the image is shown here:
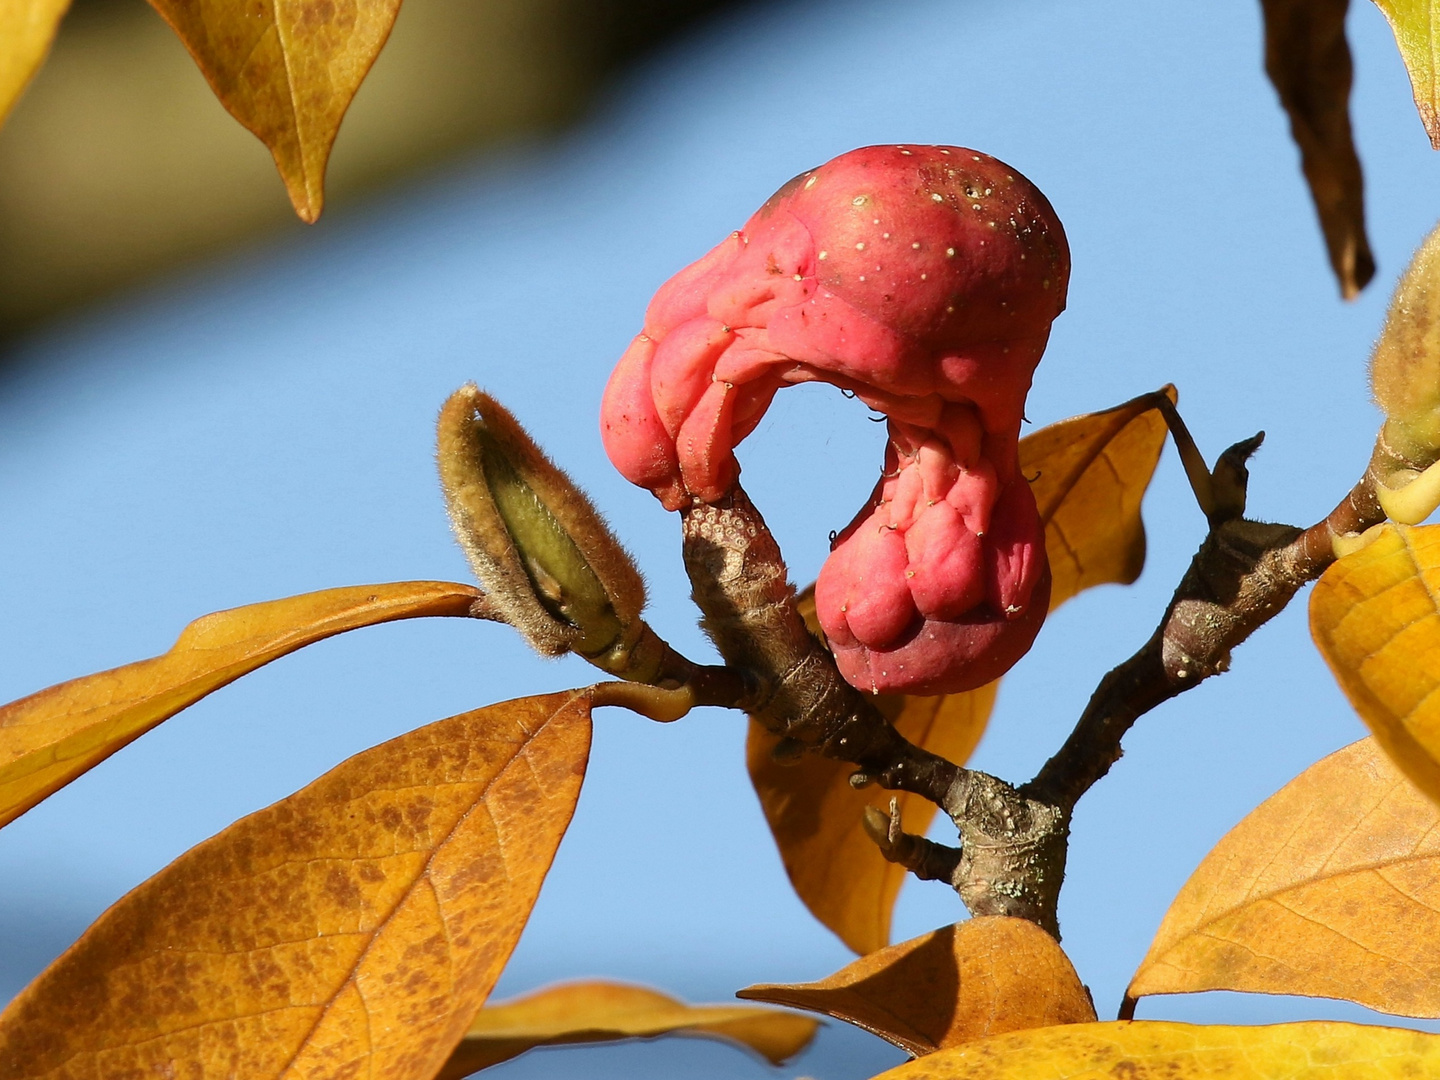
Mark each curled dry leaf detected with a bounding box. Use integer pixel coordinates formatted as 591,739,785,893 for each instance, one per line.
145,0,402,221
0,689,593,1080
1373,0,1440,150
435,980,818,1078
739,918,1095,1056
0,0,70,127
0,581,482,830
1310,522,1440,803
747,390,1172,953
1127,738,1440,1017
866,1021,1440,1079
1260,0,1374,298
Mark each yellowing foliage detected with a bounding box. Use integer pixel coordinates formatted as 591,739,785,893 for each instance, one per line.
145,0,403,221
0,581,482,830
0,690,593,1079
868,1021,1440,1079
1373,0,1440,149
437,980,818,1077
747,391,1171,955
1310,523,1440,803
740,918,1095,1056
1128,738,1440,1017
0,0,70,127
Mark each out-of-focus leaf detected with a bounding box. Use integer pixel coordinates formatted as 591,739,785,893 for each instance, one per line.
740,918,1094,1056
1310,522,1440,802
145,0,402,222
865,1021,1440,1079
747,390,1172,954
0,0,70,128
1374,0,1440,151
1023,385,1173,610
0,581,482,830
1260,0,1374,298
1127,738,1440,1017
0,690,592,1079
436,981,818,1078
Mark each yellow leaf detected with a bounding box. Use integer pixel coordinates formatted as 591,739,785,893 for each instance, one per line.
0,0,70,128
0,581,481,829
1373,0,1440,150
740,918,1095,1056
0,689,593,1079
145,0,403,222
748,682,995,956
746,390,1171,954
1127,737,1440,1017
1024,386,1174,611
867,1021,1440,1079
436,980,818,1078
1259,0,1374,298
1310,522,1440,803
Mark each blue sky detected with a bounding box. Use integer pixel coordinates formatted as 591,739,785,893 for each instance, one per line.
3,0,1440,1075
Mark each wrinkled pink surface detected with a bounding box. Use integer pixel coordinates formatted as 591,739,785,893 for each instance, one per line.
601,145,1069,694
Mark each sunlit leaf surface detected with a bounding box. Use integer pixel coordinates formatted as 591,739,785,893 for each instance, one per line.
1310,522,1440,803
1373,0,1440,149
1128,737,1440,1017
740,918,1094,1056
0,581,481,829
0,689,593,1079
436,980,817,1078
748,390,1171,953
1259,0,1374,298
146,0,403,221
867,1021,1440,1079
0,0,70,127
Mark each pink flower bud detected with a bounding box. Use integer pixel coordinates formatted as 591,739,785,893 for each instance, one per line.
601,145,1069,694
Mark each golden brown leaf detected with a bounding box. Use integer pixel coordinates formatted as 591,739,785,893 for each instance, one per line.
0,581,481,830
748,684,995,956
0,0,70,128
1127,738,1440,1017
435,980,818,1078
1023,386,1174,611
866,1021,1440,1079
740,918,1095,1056
1310,522,1440,803
747,391,1172,954
1260,0,1374,299
0,689,593,1079
145,0,403,221
1374,0,1440,151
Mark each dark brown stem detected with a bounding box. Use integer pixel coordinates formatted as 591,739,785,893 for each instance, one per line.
1025,433,1399,810
680,487,1068,930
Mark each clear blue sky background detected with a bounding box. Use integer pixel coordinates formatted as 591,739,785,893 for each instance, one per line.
3,0,1440,1075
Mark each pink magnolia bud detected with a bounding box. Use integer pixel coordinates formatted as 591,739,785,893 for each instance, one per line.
601,145,1069,694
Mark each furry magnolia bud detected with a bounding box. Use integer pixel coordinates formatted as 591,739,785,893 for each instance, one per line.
437,385,651,672
1371,222,1440,524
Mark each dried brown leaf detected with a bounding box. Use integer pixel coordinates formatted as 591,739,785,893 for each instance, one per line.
0,581,482,830
146,0,402,221
436,980,818,1078
740,918,1094,1056
747,390,1171,954
0,689,593,1079
1310,522,1440,803
1127,737,1440,1017
866,1021,1440,1079
1261,0,1374,298
0,0,70,127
